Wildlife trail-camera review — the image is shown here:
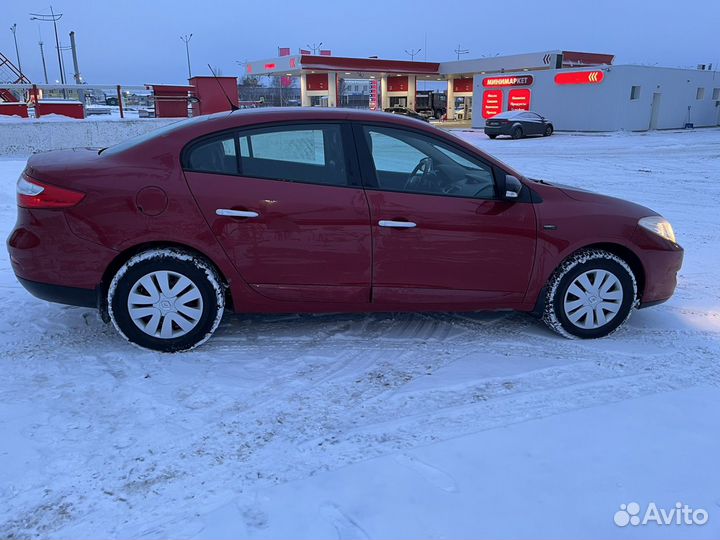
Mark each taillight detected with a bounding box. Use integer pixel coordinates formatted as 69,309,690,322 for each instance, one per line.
17,174,85,209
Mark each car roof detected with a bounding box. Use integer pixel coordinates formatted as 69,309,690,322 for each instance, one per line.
161,107,432,137
492,111,525,119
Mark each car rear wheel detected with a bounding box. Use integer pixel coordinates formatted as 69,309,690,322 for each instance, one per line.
487,134,497,139
108,248,225,352
542,249,637,339
511,127,523,139
544,124,554,136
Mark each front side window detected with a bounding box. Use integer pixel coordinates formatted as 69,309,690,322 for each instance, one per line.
363,126,496,199
238,124,347,186
185,135,237,175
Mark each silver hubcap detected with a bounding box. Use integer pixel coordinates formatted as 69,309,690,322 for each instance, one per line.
127,270,203,339
563,269,624,329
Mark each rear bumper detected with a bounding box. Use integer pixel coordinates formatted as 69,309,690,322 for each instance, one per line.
7,207,117,290
16,276,97,308
484,126,512,136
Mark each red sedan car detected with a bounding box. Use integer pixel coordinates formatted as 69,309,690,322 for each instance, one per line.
7,108,683,351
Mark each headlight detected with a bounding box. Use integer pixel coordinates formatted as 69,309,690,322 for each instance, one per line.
639,216,676,243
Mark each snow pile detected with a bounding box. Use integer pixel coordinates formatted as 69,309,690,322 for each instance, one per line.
0,117,177,155
0,128,719,538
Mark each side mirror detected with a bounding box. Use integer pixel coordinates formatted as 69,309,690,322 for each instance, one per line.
503,175,523,200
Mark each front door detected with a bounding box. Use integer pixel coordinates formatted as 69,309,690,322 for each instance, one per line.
356,124,537,307
183,123,371,304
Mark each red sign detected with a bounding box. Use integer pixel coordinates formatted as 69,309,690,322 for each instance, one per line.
453,78,473,93
483,75,534,87
289,58,297,68
554,70,604,85
369,79,379,110
482,90,503,119
508,89,531,111
299,49,311,55
278,47,290,57
264,63,276,70
387,76,408,92
319,50,332,56
306,73,329,91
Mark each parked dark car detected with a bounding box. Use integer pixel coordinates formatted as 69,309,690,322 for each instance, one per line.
485,111,554,139
383,106,429,122
8,108,682,351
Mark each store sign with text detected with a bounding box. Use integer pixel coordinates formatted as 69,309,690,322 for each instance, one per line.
482,75,534,87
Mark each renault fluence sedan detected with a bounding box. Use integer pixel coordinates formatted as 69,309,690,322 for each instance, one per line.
8,108,683,351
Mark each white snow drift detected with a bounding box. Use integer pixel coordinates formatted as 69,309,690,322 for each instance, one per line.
0,127,719,539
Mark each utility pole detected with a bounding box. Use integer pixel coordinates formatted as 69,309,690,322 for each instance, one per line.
38,41,49,83
306,42,323,55
180,34,193,79
10,24,22,74
404,48,422,61
69,31,82,83
454,44,469,61
30,7,65,84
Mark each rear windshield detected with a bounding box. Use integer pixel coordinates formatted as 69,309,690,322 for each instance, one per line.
101,115,213,156
491,111,523,119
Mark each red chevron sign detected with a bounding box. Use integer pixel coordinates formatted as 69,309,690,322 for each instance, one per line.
554,70,605,85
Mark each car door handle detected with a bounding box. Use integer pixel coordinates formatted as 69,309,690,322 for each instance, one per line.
378,220,417,228
216,209,259,218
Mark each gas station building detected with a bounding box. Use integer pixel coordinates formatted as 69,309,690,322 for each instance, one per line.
246,50,720,131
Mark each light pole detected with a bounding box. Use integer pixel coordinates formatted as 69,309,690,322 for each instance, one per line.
180,34,193,79
10,23,22,74
454,44,469,61
30,7,65,84
306,42,323,55
405,48,421,61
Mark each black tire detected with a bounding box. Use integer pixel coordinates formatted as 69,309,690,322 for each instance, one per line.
542,249,637,339
511,126,523,139
543,124,554,136
487,134,498,139
108,248,225,352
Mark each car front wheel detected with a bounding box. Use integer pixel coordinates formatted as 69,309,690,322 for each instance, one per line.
108,248,225,352
542,249,637,339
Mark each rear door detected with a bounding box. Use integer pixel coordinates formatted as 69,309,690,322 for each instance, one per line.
183,123,372,304
355,124,537,307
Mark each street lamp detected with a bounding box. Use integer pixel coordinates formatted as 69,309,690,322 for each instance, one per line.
180,34,193,79
30,6,65,84
405,48,422,61
10,23,22,74
454,44,470,61
306,42,323,55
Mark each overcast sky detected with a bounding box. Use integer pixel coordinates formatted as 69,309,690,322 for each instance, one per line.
2,0,719,86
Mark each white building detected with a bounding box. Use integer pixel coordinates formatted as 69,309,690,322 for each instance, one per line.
466,64,720,131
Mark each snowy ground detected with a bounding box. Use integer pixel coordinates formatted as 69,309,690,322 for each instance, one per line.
1,128,719,539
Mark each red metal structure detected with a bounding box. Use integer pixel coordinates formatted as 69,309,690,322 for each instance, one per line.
189,76,239,115
146,84,194,118
35,100,85,119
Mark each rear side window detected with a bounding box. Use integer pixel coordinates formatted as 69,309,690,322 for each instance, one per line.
185,135,237,175
238,124,347,186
